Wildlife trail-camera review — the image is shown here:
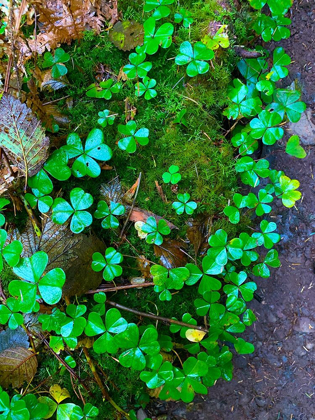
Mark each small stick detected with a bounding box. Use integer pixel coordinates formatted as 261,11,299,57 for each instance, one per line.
83,347,130,419
86,282,155,294
107,300,208,333
36,333,94,398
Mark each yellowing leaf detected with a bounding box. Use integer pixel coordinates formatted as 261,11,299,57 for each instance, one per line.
49,384,71,403
185,329,207,343
135,221,147,239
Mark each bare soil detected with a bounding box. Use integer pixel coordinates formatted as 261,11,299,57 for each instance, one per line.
154,1,315,419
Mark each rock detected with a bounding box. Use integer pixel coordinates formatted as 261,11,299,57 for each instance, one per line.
255,397,267,408
137,409,149,420
305,341,314,350
293,317,315,333
267,312,277,323
288,109,315,145
294,346,307,357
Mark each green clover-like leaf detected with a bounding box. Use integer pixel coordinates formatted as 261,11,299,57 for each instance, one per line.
172,193,197,215
91,248,123,281
51,188,93,234
141,217,171,246
175,41,214,77
118,121,149,153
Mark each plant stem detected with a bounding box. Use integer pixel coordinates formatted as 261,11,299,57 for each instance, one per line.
83,347,130,419
20,194,42,237
86,282,155,294
107,300,209,333
36,332,94,398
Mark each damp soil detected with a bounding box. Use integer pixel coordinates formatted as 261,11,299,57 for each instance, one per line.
152,1,315,419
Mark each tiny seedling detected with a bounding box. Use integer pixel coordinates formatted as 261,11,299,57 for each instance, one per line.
162,165,181,184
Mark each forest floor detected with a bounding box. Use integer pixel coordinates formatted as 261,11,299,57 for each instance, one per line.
152,1,315,419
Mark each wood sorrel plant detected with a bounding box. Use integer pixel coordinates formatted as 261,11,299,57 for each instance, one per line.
0,0,305,418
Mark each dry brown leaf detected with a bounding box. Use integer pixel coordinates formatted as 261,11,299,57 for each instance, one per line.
98,0,119,25
137,255,152,279
154,238,188,269
28,0,105,53
155,180,167,203
0,94,50,179
186,215,213,257
129,207,177,230
0,347,37,388
123,175,140,204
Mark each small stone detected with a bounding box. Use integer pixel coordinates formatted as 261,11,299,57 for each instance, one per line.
288,109,315,145
305,341,314,350
137,409,148,420
267,312,277,323
293,317,315,333
255,397,267,408
294,347,307,357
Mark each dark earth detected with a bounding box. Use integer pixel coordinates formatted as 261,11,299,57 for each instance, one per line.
147,1,315,419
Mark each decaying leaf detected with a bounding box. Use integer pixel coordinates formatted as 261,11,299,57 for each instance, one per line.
0,327,29,353
137,255,152,279
49,384,70,403
109,21,144,51
0,156,16,196
0,94,50,179
28,0,105,53
154,238,188,269
185,329,207,343
99,0,119,25
129,207,177,230
0,347,37,388
123,175,140,204
100,177,124,203
186,214,213,257
7,216,105,296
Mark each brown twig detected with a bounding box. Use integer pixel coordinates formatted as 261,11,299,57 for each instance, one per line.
83,347,130,419
107,300,209,332
36,333,94,398
86,282,155,294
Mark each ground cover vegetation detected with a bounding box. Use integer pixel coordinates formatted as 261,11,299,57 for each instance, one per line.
0,0,306,418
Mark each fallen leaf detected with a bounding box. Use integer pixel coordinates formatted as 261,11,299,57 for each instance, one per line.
130,207,177,230
109,20,144,51
154,238,188,269
100,177,124,203
186,214,213,257
49,384,70,403
0,347,37,388
185,329,207,343
137,255,152,278
28,0,105,53
7,217,105,297
155,180,167,203
123,175,140,204
0,95,50,178
0,328,29,353
99,0,119,25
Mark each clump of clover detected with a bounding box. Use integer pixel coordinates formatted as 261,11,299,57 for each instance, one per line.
0,0,306,416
